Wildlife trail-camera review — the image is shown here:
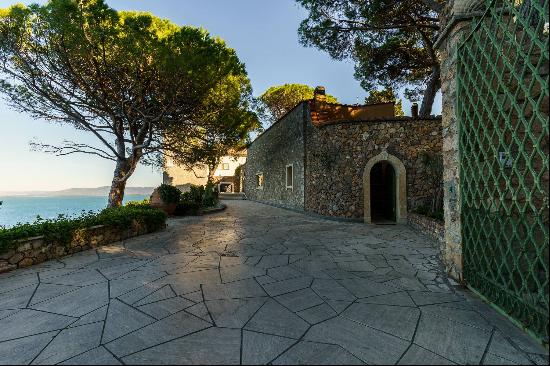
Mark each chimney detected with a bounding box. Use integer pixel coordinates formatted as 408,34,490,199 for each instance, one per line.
314,86,326,103
411,103,419,118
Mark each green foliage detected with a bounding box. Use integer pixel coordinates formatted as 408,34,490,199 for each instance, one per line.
202,183,219,208
234,164,243,179
419,151,444,214
176,184,219,216
181,185,204,205
157,184,181,204
259,83,339,124
0,204,167,252
0,0,248,207
164,73,260,181
296,0,442,115
95,205,167,231
125,199,151,207
174,201,201,216
365,87,405,116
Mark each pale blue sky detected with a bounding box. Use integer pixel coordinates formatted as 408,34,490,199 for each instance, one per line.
0,0,441,192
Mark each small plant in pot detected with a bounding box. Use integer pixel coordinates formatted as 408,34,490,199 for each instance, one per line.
150,184,181,215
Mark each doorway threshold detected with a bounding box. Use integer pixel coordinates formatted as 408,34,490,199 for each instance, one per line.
372,220,397,225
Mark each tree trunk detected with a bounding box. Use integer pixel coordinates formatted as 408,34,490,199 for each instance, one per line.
108,159,129,208
207,164,216,185
108,157,139,208
419,66,441,117
207,157,221,185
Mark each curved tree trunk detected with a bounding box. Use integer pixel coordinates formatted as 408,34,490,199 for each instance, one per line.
108,159,129,208
107,156,140,208
419,66,441,117
207,163,216,185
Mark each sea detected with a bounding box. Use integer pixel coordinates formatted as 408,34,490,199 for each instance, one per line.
0,194,149,228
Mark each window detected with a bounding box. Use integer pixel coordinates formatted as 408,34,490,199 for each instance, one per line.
286,164,293,189
221,163,229,170
256,173,264,188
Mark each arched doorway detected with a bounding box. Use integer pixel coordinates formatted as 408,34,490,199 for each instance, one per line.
363,151,407,224
370,161,396,223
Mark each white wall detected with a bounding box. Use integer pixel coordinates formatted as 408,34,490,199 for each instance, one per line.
213,156,246,177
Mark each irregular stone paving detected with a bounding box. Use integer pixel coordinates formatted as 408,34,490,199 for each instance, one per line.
0,201,547,365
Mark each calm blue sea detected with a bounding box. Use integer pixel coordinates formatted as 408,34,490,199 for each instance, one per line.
0,195,149,228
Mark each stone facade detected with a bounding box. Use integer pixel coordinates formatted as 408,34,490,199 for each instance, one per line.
0,220,160,273
244,103,307,210
407,213,445,248
305,116,442,219
244,89,443,222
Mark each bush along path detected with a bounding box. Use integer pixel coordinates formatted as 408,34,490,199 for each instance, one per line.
0,203,167,273
153,183,222,216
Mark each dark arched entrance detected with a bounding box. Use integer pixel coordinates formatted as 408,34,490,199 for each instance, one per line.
370,161,396,223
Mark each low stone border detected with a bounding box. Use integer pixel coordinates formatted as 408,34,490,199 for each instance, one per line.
200,203,227,215
0,221,164,274
407,212,445,246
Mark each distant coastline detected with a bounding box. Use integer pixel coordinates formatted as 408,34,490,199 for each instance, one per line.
0,186,155,197
0,193,151,227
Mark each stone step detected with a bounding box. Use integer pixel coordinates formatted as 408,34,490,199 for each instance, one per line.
219,192,246,200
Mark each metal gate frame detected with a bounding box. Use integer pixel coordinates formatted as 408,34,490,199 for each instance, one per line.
457,0,549,344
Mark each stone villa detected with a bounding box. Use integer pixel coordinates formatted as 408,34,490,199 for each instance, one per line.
163,151,246,193
244,87,443,223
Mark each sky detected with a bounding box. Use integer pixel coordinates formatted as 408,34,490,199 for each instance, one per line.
0,0,441,192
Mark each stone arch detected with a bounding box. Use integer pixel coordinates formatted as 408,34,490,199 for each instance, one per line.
363,151,407,224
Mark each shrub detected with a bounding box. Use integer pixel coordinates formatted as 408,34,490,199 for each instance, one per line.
96,205,167,232
174,201,201,216
0,204,167,253
157,184,181,204
125,198,151,207
179,186,204,216
174,184,219,216
181,185,205,205
202,183,219,208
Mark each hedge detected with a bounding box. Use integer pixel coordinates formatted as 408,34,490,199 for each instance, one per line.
0,204,167,253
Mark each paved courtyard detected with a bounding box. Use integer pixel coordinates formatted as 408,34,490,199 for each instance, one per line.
0,201,547,365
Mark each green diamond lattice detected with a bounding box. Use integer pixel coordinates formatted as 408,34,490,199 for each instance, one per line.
457,0,549,344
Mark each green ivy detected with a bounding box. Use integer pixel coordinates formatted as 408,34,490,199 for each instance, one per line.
0,204,167,253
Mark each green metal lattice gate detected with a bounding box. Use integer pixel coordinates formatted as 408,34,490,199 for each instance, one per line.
457,0,549,344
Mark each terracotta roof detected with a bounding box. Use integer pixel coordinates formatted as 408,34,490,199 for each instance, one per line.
315,115,442,128
309,100,396,126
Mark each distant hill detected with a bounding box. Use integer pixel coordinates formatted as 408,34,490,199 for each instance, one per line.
0,186,155,197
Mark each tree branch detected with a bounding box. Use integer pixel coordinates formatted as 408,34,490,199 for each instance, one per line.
318,8,440,31
420,0,445,13
30,140,117,161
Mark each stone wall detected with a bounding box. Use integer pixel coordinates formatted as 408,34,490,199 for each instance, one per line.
435,0,470,281
304,115,443,219
0,220,159,273
244,103,307,210
408,213,445,247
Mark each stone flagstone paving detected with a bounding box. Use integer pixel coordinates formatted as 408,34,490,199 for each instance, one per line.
0,201,547,365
